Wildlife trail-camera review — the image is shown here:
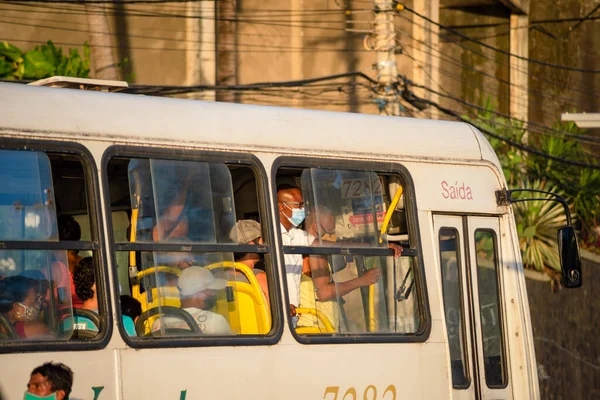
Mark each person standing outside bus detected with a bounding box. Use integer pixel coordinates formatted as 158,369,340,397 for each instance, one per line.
277,185,314,325
25,362,73,400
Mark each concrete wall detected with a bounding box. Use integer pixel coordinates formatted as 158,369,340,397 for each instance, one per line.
526,252,600,399
438,3,512,115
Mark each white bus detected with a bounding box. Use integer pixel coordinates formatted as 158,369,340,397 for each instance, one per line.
0,79,580,400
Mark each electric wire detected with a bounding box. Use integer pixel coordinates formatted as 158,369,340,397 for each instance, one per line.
400,78,600,169
402,74,600,145
397,2,600,74
395,32,588,119
395,11,600,100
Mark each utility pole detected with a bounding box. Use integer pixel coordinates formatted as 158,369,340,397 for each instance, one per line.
411,0,439,119
86,5,119,80
185,1,215,101
374,0,400,116
216,0,238,103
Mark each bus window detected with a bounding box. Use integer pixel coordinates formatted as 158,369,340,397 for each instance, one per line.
0,148,103,345
474,230,507,388
439,228,469,387
277,166,421,337
107,154,272,341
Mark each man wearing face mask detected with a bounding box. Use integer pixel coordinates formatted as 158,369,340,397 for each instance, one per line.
276,184,315,325
25,362,73,400
0,275,49,339
153,266,231,335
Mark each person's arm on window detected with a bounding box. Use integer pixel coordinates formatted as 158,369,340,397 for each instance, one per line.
309,256,381,302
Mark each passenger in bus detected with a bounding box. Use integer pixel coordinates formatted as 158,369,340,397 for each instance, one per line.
151,176,190,242
277,184,314,323
61,257,99,333
0,275,50,339
18,270,50,312
57,215,83,307
298,207,403,330
153,266,231,334
229,220,269,305
26,362,73,400
120,295,142,336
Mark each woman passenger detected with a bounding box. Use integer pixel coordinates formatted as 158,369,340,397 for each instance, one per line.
57,215,83,307
229,220,269,305
0,275,50,339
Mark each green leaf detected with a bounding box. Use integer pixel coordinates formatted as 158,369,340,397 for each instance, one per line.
15,61,25,80
0,57,14,77
36,40,62,69
22,50,56,79
523,226,537,239
0,41,23,62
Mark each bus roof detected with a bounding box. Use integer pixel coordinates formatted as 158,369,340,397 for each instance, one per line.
0,82,500,166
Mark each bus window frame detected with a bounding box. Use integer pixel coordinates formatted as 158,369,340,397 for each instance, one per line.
472,228,509,389
272,156,430,345
101,145,283,349
437,226,471,389
0,138,111,354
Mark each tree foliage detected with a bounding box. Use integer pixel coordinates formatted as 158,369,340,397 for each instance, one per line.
0,40,90,80
464,99,600,271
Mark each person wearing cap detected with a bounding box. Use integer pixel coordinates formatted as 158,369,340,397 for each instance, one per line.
152,266,231,335
229,220,269,305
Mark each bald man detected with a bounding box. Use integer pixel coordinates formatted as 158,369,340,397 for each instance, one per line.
277,184,314,324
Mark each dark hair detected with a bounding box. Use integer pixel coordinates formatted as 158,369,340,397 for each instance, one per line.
0,276,39,313
31,362,74,399
276,183,300,193
120,295,142,320
57,215,81,242
73,257,95,301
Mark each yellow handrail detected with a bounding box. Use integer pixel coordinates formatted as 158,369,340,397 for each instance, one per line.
129,201,139,268
368,285,376,332
379,185,403,243
295,307,336,333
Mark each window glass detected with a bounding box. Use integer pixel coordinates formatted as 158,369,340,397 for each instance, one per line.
278,167,419,337
109,156,272,340
474,229,506,387
302,169,387,247
439,228,469,387
0,150,58,241
0,149,100,344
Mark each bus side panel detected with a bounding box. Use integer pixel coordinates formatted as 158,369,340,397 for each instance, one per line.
500,214,539,399
403,162,504,215
118,343,448,399
0,350,119,400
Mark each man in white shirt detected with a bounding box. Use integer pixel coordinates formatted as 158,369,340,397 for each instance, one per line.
277,184,314,325
153,266,231,335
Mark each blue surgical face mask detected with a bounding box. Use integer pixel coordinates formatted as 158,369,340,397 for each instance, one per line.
284,204,305,227
24,392,58,400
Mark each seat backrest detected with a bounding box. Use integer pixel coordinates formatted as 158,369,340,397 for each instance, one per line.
206,262,271,335
228,281,270,335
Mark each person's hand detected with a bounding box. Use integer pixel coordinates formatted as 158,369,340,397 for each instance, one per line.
388,243,403,258
289,304,297,317
361,268,381,286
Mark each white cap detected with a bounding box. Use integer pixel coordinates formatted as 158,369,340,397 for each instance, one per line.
178,266,227,296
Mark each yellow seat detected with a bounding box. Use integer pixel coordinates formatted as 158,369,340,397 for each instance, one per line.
295,307,336,334
131,266,182,335
206,261,271,335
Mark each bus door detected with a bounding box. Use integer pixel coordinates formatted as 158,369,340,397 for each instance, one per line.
434,215,513,400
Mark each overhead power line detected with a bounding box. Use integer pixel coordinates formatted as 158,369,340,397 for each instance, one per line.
399,77,600,170
394,12,600,101
122,72,377,95
397,2,600,74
